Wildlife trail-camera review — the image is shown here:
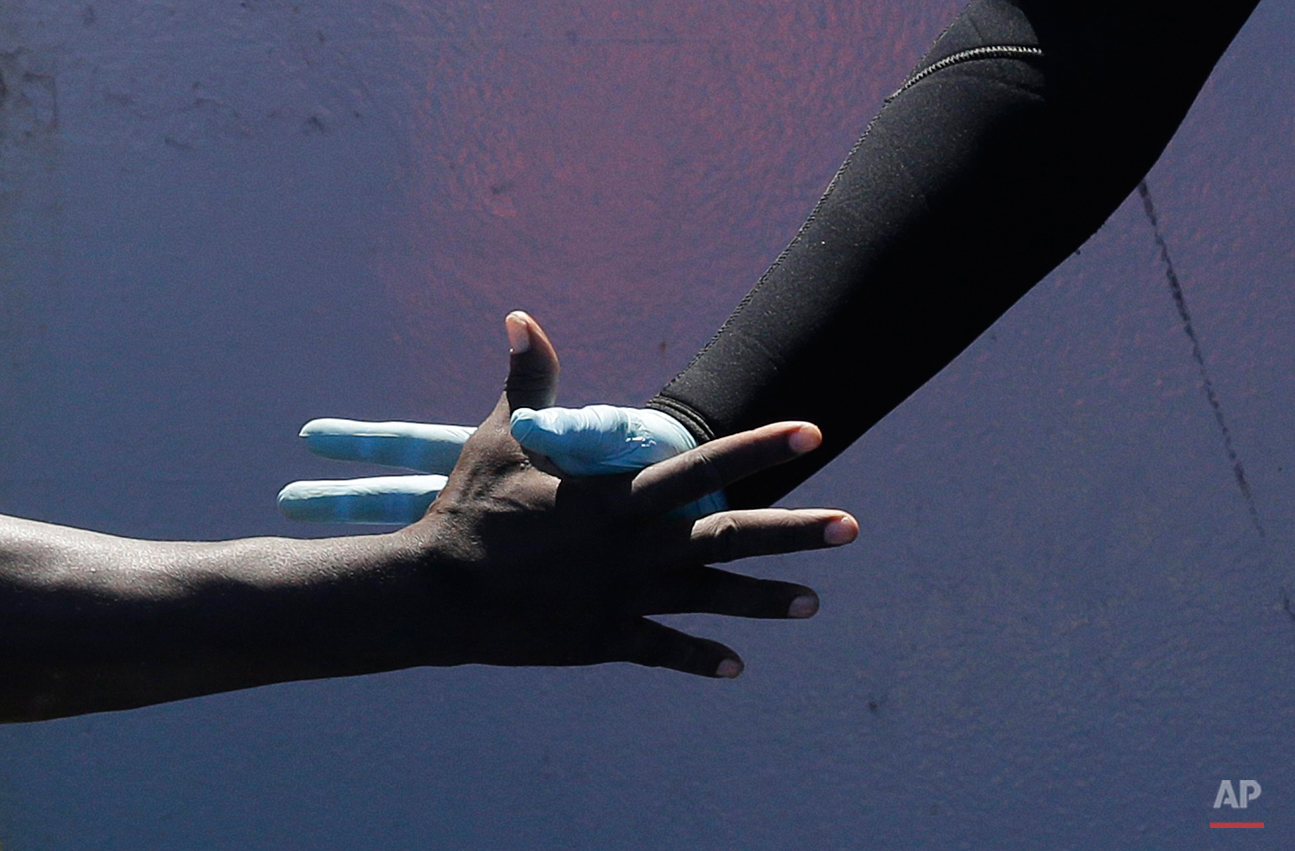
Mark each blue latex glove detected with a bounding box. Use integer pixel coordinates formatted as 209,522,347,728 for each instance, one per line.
276,419,470,524
511,405,727,518
277,407,726,525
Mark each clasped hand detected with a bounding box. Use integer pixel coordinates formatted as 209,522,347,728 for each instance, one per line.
284,313,857,677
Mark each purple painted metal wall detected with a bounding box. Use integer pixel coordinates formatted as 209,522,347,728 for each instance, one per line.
1,1,1293,847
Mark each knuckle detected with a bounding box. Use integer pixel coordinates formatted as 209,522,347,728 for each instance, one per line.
705,514,743,564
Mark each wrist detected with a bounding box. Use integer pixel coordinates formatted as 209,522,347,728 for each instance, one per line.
385,515,481,668
279,528,466,673
644,396,715,445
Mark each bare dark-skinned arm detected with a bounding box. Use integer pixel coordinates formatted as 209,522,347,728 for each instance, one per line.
0,516,437,722
2,314,857,723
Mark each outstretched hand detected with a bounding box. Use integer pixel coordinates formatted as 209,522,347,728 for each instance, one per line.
393,312,858,678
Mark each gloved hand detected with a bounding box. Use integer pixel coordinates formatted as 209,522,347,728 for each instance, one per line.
278,406,726,525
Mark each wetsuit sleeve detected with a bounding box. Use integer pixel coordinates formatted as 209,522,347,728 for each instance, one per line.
645,0,1261,509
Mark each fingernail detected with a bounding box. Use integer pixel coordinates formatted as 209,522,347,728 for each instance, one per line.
506,312,531,353
787,594,819,618
788,425,821,454
716,658,743,679
824,516,858,545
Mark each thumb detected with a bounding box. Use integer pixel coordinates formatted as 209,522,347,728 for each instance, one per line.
504,310,560,411
510,405,634,468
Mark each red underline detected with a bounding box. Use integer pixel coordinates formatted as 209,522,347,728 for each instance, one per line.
1210,823,1264,829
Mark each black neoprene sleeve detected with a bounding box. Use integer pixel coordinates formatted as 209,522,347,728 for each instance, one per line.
645,0,1262,509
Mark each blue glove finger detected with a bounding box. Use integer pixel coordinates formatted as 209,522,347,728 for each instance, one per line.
276,474,447,525
510,405,697,475
510,405,727,518
299,419,475,474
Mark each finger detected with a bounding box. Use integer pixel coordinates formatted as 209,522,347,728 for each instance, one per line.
504,311,560,411
510,405,633,470
276,475,446,524
299,419,475,473
511,405,698,475
682,509,858,564
611,618,744,679
641,566,820,619
629,422,822,515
